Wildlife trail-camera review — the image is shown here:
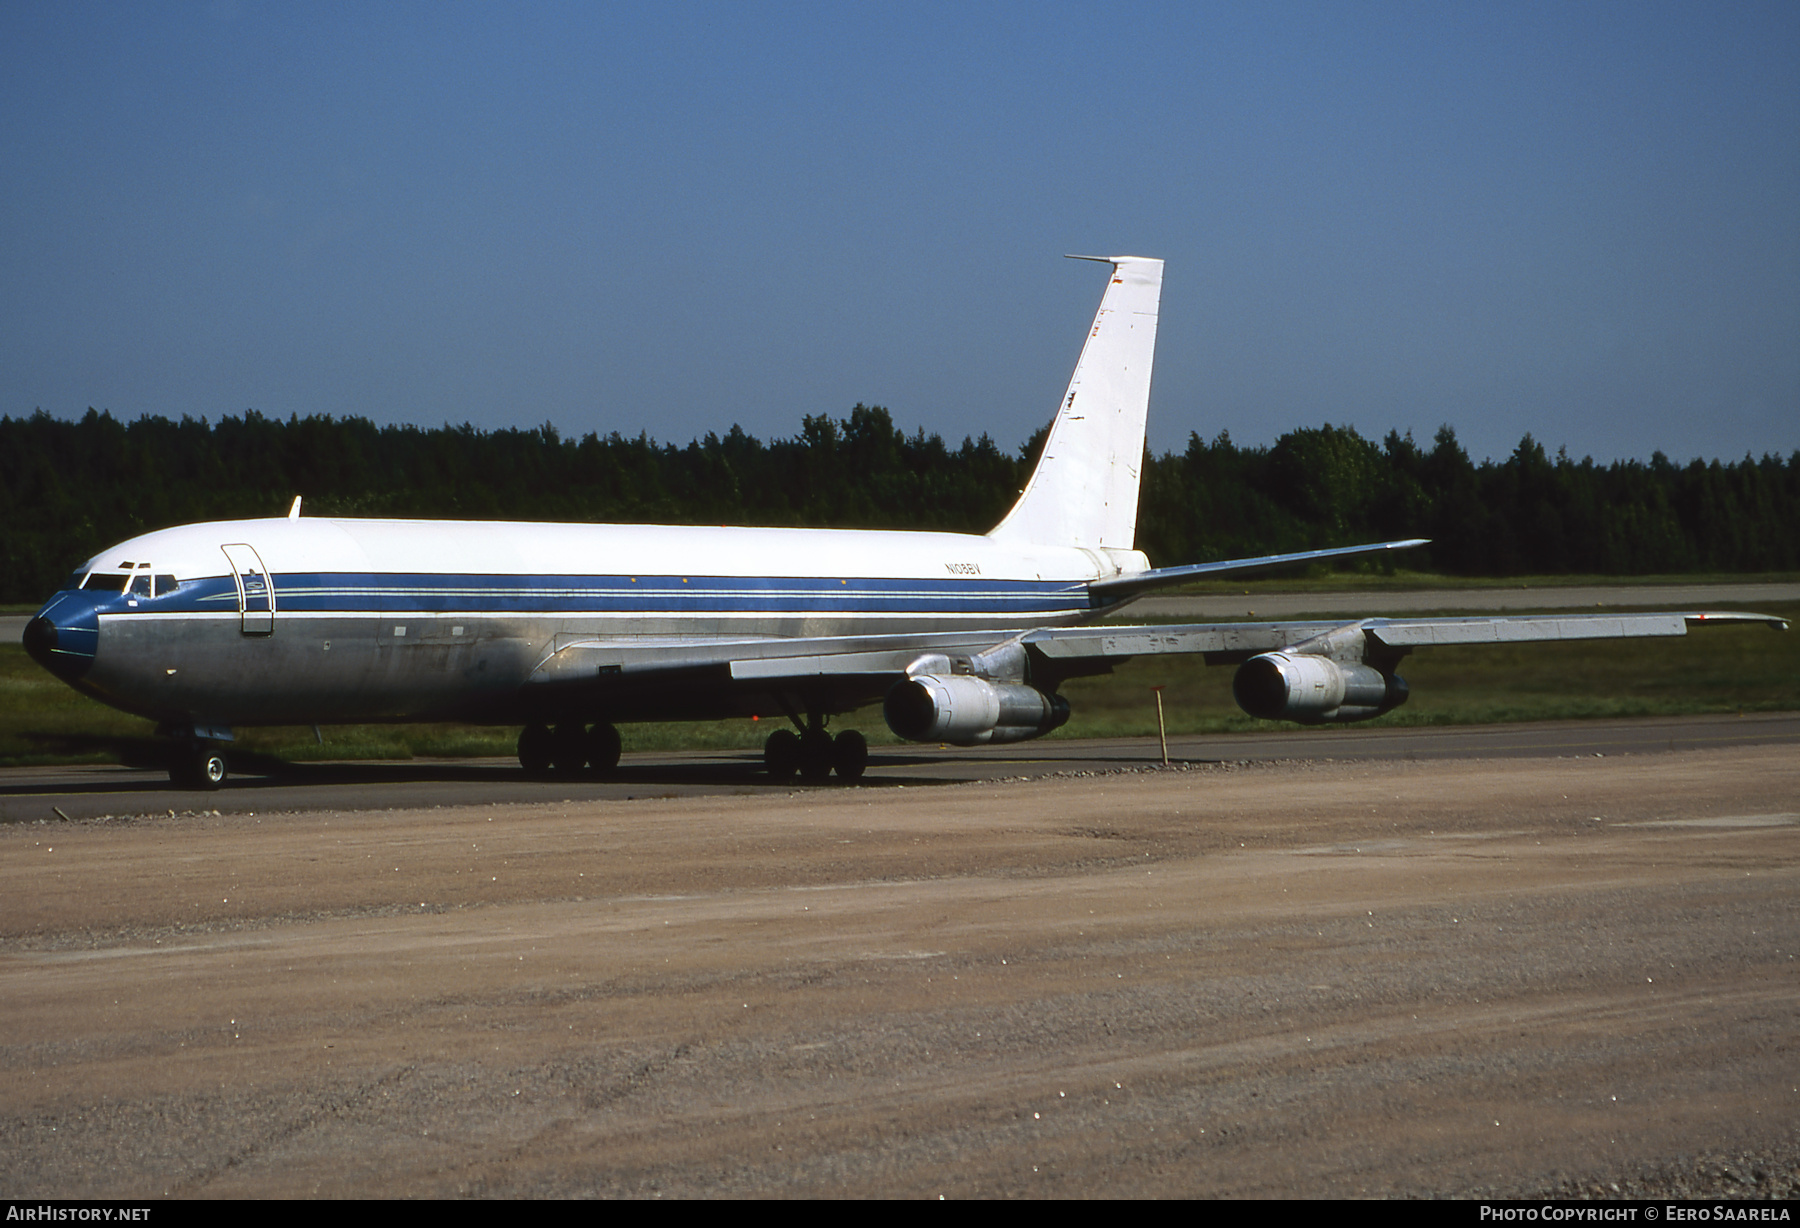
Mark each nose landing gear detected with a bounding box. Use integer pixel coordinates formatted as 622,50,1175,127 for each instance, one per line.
160,724,233,790
169,743,228,790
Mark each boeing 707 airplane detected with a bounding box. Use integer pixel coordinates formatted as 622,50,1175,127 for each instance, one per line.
21,256,1787,788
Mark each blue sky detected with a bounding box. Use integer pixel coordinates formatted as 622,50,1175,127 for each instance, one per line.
3,1,1795,463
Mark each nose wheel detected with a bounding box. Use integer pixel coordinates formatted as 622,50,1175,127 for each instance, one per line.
169,743,228,790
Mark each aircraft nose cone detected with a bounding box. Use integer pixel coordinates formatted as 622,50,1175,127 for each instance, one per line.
22,600,98,683
22,615,58,664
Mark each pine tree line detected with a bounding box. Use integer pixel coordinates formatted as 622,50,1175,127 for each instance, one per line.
2,407,1794,603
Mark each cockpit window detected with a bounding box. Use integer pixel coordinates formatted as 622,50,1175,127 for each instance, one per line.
78,564,174,596
64,570,88,591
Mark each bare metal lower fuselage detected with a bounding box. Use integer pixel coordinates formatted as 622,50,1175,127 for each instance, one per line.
36,517,1139,731
84,609,1089,728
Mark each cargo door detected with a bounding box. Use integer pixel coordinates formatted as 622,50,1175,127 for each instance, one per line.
221,543,275,635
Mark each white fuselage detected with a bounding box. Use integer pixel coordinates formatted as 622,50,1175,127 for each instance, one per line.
36,517,1147,727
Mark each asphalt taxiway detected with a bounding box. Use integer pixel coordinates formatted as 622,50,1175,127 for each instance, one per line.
3,712,1797,824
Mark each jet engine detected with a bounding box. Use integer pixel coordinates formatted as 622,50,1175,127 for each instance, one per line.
1232,652,1408,724
883,674,1070,745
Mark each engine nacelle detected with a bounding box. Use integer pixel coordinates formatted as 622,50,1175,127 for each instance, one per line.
883,674,1070,746
1232,652,1408,724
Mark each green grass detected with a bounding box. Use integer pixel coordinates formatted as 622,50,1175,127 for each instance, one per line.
0,648,160,765
2,599,1793,767
1057,603,1798,740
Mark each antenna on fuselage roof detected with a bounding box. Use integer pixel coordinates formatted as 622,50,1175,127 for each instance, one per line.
287,496,302,519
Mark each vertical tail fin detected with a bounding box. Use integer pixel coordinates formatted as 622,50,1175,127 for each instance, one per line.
987,255,1164,550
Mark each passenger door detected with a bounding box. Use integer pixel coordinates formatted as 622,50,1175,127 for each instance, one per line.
220,543,275,635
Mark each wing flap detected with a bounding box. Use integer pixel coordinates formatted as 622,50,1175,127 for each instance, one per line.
525,629,1013,688
729,649,930,680
1368,611,1785,646
1368,613,1691,646
1023,622,1338,659
1024,610,1787,662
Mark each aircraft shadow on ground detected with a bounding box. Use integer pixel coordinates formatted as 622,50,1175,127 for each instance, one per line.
6,732,1113,794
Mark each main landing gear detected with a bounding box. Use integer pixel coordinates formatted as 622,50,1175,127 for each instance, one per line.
764,718,866,783
518,721,622,777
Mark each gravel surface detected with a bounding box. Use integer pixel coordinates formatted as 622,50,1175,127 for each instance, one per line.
2,745,1795,1198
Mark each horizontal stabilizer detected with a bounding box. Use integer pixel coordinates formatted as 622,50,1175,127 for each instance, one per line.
1089,538,1430,600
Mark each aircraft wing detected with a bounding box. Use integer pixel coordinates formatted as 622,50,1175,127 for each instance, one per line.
517,604,1784,736
525,610,1786,691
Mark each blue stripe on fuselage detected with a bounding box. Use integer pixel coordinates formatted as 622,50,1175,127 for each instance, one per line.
135,572,1097,617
